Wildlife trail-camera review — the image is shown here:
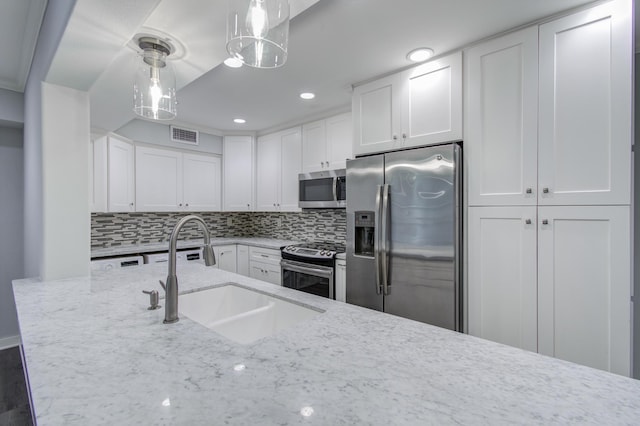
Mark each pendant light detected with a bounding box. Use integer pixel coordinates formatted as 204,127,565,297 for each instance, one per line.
133,37,177,120
226,0,290,68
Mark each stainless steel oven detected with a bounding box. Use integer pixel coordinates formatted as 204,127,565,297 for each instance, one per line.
281,243,345,300
281,259,334,299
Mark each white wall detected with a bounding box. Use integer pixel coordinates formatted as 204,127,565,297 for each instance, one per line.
0,127,24,342
41,82,90,280
24,0,76,278
116,119,223,155
0,88,24,125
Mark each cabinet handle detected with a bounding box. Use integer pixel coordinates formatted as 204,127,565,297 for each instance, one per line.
402,133,407,140
525,188,532,194
393,135,398,141
542,188,549,194
247,204,250,208
542,219,549,225
525,219,532,225
326,161,329,167
277,203,280,207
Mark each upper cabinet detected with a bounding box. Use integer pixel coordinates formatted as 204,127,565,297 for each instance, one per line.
223,136,254,211
135,145,221,212
537,0,631,206
352,51,462,156
91,134,135,213
302,112,353,172
465,27,539,206
256,126,302,212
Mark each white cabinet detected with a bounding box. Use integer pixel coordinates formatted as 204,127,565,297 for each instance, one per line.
468,206,538,352
213,244,237,273
136,145,221,212
465,27,538,206
353,51,462,156
302,112,353,172
256,127,301,212
249,246,281,285
92,134,135,212
468,205,632,375
236,244,250,276
223,136,254,211
335,259,346,302
537,206,631,376
538,0,631,206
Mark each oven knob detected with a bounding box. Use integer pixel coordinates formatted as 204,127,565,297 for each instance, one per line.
320,250,325,255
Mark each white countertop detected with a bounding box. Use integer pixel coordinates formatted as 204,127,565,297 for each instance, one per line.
91,237,299,258
13,264,640,425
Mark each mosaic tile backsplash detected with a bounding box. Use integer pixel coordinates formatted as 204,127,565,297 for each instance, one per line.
91,210,346,249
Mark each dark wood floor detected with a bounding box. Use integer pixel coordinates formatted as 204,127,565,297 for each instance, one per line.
0,346,32,426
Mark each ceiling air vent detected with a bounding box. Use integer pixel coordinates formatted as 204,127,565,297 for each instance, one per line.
170,126,199,145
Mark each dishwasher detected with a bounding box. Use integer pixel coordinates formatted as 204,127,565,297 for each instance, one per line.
143,248,204,264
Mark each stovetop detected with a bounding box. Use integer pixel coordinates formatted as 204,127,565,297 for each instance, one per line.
281,241,346,260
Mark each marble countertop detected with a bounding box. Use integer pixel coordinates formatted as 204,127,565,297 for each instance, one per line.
91,237,299,258
13,264,640,425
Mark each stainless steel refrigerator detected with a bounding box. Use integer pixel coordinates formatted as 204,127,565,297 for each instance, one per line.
346,144,462,331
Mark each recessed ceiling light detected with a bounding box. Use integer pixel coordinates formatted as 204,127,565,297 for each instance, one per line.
407,48,434,63
300,92,315,100
224,57,243,68
233,118,246,124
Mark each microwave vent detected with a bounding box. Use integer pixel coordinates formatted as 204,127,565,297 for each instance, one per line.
171,126,199,145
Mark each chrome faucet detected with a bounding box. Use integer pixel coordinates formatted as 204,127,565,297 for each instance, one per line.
162,214,216,324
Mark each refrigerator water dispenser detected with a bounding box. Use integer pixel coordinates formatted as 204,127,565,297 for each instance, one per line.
354,211,375,257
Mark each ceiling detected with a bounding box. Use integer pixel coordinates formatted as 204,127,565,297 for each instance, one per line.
4,0,629,134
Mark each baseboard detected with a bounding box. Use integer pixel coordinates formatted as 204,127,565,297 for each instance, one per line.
0,335,21,350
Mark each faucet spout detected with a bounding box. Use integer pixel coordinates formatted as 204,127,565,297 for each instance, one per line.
164,214,216,324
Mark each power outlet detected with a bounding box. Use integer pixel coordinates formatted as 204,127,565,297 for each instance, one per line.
226,217,233,226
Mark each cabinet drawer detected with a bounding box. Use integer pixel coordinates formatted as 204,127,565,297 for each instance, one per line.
249,246,281,265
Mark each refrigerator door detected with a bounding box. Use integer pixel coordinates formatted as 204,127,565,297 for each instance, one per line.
383,144,460,330
346,155,384,311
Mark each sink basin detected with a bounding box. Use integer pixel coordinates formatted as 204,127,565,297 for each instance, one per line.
179,284,323,344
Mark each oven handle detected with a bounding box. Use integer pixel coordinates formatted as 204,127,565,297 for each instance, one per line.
280,260,334,279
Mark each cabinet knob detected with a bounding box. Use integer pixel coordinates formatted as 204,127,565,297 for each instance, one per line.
326,161,330,167
525,219,532,225
525,188,533,194
247,204,250,208
542,219,549,225
402,133,407,140
542,187,550,194
185,203,189,207
277,203,280,207
273,203,276,206
129,202,134,206
179,203,183,207
393,135,398,141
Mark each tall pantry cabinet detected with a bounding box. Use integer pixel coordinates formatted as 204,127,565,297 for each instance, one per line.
466,0,632,376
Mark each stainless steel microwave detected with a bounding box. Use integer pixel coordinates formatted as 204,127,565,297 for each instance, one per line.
298,169,346,208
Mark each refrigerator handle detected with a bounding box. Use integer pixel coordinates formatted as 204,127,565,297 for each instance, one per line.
374,185,383,295
381,184,390,295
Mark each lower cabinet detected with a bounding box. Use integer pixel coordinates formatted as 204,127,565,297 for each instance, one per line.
248,247,282,285
468,205,631,376
213,245,237,273
335,259,346,302
236,244,250,276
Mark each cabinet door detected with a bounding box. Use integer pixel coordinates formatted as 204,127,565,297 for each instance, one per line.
302,120,327,173
135,146,182,211
467,206,538,352
91,137,108,212
326,112,353,170
335,259,346,302
255,134,280,211
538,0,632,205
250,260,280,285
538,205,631,375
107,136,135,212
279,127,302,212
465,27,538,206
183,153,221,211
352,73,403,156
236,244,250,276
223,136,254,211
215,244,237,273
402,51,462,149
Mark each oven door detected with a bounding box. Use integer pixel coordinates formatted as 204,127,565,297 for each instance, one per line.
281,259,334,299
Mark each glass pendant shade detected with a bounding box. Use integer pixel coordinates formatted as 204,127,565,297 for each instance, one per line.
133,38,177,120
227,0,290,68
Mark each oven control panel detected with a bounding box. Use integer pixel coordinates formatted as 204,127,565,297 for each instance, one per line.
282,245,337,259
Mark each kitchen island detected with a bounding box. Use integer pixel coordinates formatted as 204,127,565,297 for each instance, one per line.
13,264,640,425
